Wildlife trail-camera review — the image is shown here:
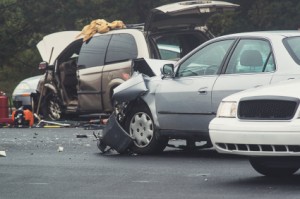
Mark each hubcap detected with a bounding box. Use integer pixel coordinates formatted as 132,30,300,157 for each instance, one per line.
129,112,154,148
49,99,61,120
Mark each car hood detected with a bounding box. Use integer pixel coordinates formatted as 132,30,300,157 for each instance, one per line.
223,79,300,102
145,0,239,32
12,75,43,95
36,31,81,65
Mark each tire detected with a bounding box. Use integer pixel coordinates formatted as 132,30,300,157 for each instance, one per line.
249,157,299,177
42,93,63,120
124,105,167,155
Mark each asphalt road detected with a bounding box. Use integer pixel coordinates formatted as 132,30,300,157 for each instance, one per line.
1,127,300,199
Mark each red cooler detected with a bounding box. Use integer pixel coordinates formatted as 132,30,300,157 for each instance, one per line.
0,91,13,125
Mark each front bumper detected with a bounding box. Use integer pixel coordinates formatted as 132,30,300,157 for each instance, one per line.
209,117,300,156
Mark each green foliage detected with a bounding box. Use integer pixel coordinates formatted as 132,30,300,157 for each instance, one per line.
1,0,300,95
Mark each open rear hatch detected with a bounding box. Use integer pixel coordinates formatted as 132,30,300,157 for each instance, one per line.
145,0,239,32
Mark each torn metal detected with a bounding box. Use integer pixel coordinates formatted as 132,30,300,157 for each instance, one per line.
96,58,167,154
94,114,133,154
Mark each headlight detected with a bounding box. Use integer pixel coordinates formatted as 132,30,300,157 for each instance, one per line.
216,101,237,118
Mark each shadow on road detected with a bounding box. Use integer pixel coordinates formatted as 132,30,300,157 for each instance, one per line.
223,174,300,186
94,146,247,162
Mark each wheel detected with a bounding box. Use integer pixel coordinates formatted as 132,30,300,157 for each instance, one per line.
249,157,299,177
42,93,63,120
124,105,168,155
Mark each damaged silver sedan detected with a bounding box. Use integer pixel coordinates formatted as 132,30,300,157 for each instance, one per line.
109,31,300,155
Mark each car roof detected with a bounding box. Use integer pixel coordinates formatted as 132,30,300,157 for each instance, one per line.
217,30,300,39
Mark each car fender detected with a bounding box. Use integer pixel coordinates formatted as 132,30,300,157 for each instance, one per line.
108,78,126,96
42,83,58,96
113,73,161,129
113,73,148,102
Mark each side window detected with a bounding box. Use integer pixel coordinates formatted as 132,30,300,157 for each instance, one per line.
283,36,300,65
77,35,111,68
225,39,275,74
177,39,234,77
105,33,138,63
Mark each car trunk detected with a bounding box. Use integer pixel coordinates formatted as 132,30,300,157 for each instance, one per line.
145,0,239,33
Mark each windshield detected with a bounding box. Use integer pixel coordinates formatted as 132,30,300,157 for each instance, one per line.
283,36,300,65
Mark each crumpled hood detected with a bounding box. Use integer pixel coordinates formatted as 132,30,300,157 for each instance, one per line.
113,58,176,102
36,31,81,65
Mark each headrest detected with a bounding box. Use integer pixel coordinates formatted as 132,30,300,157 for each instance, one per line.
240,50,263,66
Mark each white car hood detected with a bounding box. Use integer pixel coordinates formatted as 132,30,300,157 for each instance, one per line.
145,0,239,32
36,31,81,65
224,79,300,102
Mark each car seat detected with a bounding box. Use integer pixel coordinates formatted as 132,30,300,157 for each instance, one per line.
238,49,263,73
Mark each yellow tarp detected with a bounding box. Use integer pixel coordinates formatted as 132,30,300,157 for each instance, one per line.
77,19,126,41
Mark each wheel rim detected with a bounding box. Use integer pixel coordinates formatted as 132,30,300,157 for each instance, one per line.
129,112,154,148
30,97,35,112
48,98,61,120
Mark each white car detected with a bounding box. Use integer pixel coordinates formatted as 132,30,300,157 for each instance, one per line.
209,79,300,177
12,75,43,111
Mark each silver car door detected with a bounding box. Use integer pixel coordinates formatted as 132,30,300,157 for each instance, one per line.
77,35,111,113
212,38,275,112
155,39,235,133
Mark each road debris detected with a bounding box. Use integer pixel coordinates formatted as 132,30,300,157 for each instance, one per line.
36,120,71,128
57,146,64,152
76,134,88,138
94,115,133,154
0,151,7,157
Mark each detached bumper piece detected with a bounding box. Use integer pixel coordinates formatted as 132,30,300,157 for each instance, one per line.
96,114,133,154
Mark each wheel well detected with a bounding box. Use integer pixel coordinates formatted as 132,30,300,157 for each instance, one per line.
128,98,148,111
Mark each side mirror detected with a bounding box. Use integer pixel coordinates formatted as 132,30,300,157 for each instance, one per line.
161,64,174,77
38,61,48,70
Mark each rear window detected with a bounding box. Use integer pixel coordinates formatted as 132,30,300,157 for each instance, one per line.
283,36,300,65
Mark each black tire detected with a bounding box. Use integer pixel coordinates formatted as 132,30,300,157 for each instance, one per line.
124,105,168,155
249,157,299,177
42,93,63,120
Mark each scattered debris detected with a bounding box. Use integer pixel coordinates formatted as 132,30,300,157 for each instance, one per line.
94,115,133,154
57,146,64,152
76,134,88,138
36,120,71,128
0,151,6,157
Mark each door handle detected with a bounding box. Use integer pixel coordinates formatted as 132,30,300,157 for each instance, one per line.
198,87,208,95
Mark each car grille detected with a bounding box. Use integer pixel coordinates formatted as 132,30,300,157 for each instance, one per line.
238,97,299,120
216,143,300,153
